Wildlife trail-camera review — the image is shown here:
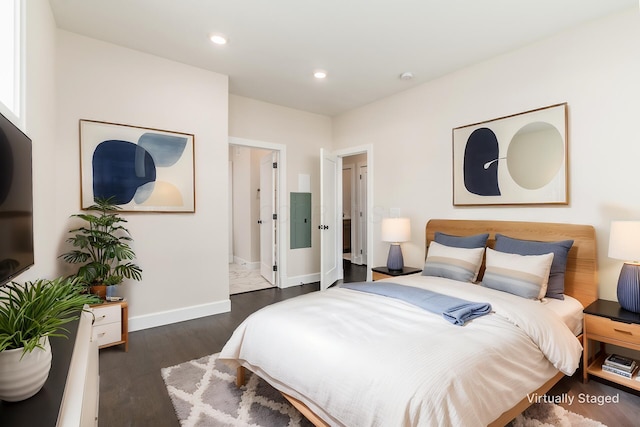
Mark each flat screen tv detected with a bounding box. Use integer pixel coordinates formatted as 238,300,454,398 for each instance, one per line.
0,110,34,285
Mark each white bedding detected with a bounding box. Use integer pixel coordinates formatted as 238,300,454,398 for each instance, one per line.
220,275,583,427
543,294,584,336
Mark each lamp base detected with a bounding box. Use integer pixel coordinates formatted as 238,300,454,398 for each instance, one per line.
386,244,404,271
617,263,640,313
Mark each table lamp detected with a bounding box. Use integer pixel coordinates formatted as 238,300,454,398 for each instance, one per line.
381,218,410,271
608,220,640,313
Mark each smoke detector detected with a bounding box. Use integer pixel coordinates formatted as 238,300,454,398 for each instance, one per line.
399,72,414,80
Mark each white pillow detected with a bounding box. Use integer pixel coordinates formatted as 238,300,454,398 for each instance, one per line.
422,241,485,283
481,248,554,300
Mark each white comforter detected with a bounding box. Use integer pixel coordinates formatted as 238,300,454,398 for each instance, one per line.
219,275,583,427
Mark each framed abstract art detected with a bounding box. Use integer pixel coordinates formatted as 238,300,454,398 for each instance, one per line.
80,120,195,212
452,103,568,206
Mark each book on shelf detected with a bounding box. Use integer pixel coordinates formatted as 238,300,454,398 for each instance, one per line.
602,363,638,379
606,360,636,373
604,353,636,372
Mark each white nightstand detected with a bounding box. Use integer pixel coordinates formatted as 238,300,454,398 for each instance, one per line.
90,301,129,351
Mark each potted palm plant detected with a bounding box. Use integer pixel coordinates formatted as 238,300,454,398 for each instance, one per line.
60,198,142,298
0,277,99,401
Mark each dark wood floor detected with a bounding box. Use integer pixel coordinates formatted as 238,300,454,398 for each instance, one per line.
98,282,321,427
98,262,640,426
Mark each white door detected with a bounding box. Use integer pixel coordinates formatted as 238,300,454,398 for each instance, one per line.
358,164,368,265
228,161,234,263
320,149,341,290
260,152,276,284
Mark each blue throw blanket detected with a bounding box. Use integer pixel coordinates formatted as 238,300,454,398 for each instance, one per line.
341,282,492,326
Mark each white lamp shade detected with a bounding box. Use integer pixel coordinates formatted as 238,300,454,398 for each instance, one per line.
609,221,640,262
381,218,410,243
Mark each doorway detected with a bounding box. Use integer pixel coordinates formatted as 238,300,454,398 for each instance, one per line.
320,145,373,290
229,137,288,295
342,153,368,266
341,153,368,285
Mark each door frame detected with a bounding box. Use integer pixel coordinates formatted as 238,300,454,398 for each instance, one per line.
332,144,374,282
228,161,234,263
229,136,287,288
357,162,368,265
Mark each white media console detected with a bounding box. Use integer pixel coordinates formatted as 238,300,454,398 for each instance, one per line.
0,306,99,426
57,307,100,426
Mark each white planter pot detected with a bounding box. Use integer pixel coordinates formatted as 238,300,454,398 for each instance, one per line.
0,336,52,402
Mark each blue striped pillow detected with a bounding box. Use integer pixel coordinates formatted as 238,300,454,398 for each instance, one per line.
494,234,573,300
422,241,485,283
481,248,554,300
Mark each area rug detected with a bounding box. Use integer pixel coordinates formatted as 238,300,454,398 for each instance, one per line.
161,353,313,427
162,353,606,427
509,401,607,427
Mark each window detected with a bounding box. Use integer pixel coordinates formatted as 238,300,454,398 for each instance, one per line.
0,0,22,121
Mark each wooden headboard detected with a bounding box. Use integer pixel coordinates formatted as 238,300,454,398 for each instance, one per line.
425,219,598,308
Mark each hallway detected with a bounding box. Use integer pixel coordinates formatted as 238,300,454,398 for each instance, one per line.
340,259,367,284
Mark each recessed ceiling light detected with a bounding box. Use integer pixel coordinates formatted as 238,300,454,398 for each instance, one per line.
210,34,228,45
314,70,327,79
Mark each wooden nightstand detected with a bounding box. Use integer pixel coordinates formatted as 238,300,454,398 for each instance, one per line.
90,300,129,351
371,266,422,281
583,299,640,391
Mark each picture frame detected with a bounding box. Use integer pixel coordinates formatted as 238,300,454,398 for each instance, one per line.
80,119,195,212
452,103,568,206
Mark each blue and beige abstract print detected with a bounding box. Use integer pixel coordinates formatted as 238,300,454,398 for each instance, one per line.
92,133,187,205
81,120,194,212
452,103,567,205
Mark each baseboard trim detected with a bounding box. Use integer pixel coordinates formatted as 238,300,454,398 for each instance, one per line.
232,257,260,270
128,299,231,332
285,273,320,288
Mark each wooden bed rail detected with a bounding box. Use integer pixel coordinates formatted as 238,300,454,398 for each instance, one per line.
236,365,328,426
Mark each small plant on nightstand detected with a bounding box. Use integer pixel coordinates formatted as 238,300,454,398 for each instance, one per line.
60,198,142,299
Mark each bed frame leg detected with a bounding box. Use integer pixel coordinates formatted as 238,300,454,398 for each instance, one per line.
236,366,246,387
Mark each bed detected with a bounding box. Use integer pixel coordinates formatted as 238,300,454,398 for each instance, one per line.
220,219,598,426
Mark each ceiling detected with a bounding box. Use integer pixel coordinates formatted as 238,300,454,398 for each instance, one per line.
49,0,637,117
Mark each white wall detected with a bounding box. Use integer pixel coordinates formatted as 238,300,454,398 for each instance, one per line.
333,8,640,301
18,0,58,284
229,95,332,285
55,31,230,330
